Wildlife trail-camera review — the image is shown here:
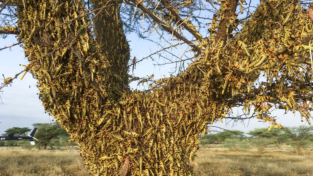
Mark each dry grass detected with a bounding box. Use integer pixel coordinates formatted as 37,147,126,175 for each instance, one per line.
0,146,91,176
1,144,313,176
191,144,313,176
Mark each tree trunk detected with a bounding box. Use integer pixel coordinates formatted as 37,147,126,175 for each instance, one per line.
93,0,130,102
7,0,209,175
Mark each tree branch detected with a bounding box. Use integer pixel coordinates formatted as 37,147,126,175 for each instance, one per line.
160,0,203,41
128,0,202,54
0,0,10,14
214,0,239,45
0,26,19,35
0,42,21,51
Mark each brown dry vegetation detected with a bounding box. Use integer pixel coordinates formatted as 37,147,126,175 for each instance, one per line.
0,146,91,176
1,145,313,176
191,144,313,176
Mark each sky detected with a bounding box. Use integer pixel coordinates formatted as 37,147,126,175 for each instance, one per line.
0,0,312,136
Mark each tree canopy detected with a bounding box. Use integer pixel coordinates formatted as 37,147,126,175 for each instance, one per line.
248,127,282,138
32,123,68,149
2,127,31,136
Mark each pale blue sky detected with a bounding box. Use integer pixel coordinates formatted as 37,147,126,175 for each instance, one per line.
0,1,311,136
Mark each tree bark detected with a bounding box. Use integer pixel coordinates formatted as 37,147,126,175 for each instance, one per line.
93,0,130,101
214,0,239,46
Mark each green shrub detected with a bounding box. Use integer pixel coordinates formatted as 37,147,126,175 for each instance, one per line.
48,138,62,150
200,134,219,144
0,141,5,146
200,139,213,144
17,140,31,146
223,138,249,151
280,126,313,155
287,139,311,155
5,140,17,146
249,138,276,154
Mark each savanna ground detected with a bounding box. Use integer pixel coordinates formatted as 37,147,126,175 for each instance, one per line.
1,144,313,176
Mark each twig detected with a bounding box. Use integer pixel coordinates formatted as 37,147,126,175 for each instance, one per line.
0,42,22,51
127,42,185,68
0,0,10,14
309,41,313,73
160,0,203,41
206,0,218,12
128,0,202,54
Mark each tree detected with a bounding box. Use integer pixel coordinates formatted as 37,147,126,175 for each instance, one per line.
201,129,244,144
32,123,66,150
1,0,313,175
201,133,219,144
248,127,283,139
280,126,313,154
3,127,31,136
214,130,243,142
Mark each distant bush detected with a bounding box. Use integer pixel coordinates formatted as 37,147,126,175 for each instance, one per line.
48,138,62,150
59,136,78,147
249,138,277,154
200,134,219,144
216,130,244,143
17,140,31,146
5,140,17,146
0,141,5,146
200,130,245,144
223,138,249,151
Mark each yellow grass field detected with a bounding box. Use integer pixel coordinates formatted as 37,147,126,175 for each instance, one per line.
0,146,91,176
1,144,313,176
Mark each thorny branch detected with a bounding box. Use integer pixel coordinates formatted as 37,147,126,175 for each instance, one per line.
127,0,202,54
0,0,9,14
0,41,21,51
127,42,188,68
160,0,203,41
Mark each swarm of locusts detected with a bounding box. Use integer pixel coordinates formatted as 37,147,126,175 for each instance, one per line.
1,0,313,175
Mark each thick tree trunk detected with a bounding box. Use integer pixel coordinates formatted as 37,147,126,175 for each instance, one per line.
1,0,226,175
93,0,130,102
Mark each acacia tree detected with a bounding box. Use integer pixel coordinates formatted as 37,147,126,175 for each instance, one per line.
32,123,67,149
1,0,313,175
3,127,31,136
248,127,283,138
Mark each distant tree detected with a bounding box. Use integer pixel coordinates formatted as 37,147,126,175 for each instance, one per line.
216,130,245,143
201,130,245,144
51,122,78,148
201,134,219,144
248,128,283,139
32,123,65,150
3,127,31,136
280,126,313,155
249,138,277,154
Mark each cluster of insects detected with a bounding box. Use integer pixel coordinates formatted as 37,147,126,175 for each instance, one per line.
1,0,313,175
